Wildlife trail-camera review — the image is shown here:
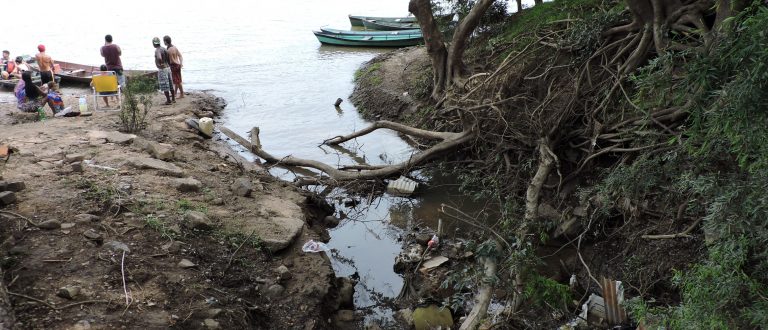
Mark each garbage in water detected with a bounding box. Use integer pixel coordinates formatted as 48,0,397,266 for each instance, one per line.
199,117,214,137
427,234,439,248
386,176,418,196
419,256,449,273
302,240,331,253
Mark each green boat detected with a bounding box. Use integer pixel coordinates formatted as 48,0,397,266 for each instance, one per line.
313,31,423,47
362,19,420,31
348,15,417,27
320,27,421,36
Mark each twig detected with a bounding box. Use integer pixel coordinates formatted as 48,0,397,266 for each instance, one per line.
0,211,40,227
42,258,72,263
642,218,703,240
9,292,108,310
224,229,257,273
121,250,131,306
577,216,602,291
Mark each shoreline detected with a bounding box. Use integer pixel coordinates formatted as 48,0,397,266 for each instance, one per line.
0,91,349,329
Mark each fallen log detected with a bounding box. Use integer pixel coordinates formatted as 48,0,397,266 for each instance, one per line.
218,122,475,181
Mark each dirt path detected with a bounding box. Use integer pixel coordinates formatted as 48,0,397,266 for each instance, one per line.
0,92,344,329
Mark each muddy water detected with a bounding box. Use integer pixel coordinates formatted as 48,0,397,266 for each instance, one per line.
1,0,531,323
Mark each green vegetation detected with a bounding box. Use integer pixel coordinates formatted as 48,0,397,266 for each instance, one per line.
145,215,178,240
354,62,383,85
120,75,155,133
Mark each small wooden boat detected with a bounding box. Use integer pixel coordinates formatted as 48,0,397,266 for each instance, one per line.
362,19,420,31
0,72,43,90
320,27,421,36
348,15,417,27
31,61,156,84
313,31,423,47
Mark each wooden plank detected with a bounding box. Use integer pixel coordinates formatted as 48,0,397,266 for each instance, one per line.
219,126,254,152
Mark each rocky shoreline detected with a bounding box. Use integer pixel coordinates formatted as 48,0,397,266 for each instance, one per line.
0,92,354,329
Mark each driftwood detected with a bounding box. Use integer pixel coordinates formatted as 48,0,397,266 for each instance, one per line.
459,253,498,330
219,121,475,182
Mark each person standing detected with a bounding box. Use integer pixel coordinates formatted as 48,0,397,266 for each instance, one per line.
163,35,184,99
1,50,13,79
153,37,175,105
100,34,125,86
35,44,55,84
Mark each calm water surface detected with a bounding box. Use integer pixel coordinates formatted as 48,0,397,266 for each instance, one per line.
2,0,524,321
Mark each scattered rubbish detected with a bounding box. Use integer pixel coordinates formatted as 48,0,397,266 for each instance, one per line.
185,118,213,139
199,117,214,137
54,106,80,117
566,277,627,328
427,234,439,248
302,240,330,253
419,256,449,273
83,160,117,171
386,176,418,196
412,305,454,330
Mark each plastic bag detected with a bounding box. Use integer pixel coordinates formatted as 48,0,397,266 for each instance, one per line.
302,240,330,253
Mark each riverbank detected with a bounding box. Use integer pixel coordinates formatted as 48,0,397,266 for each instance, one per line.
0,92,350,329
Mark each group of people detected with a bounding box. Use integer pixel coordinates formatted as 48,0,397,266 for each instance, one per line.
153,35,184,105
6,33,185,117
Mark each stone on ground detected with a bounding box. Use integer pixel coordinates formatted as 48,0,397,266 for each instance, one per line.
172,177,202,192
178,259,196,268
184,211,213,230
57,286,81,300
87,130,137,145
37,220,62,230
230,177,252,197
0,191,16,205
126,157,184,177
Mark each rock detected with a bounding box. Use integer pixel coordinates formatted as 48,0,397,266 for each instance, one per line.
61,223,76,229
184,211,213,230
419,256,450,273
71,161,84,173
413,305,453,329
211,198,224,206
117,182,132,194
206,308,223,318
172,177,202,192
415,233,432,246
275,265,292,282
178,259,196,268
335,310,355,322
323,215,340,228
72,320,91,330
265,284,285,298
396,309,414,327
83,229,102,241
87,130,137,145
162,241,183,253
8,246,26,256
74,214,101,223
148,143,176,161
64,153,85,163
0,191,17,205
104,241,131,254
256,217,304,252
203,319,220,329
57,285,81,300
231,178,252,197
37,220,62,230
126,157,184,177
337,277,355,309
0,181,25,192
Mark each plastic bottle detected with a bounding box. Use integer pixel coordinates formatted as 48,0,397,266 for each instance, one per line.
79,96,87,113
37,107,46,121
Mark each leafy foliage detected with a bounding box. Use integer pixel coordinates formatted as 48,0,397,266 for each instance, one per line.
120,75,155,133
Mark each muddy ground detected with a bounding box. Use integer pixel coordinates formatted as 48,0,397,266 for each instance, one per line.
0,91,354,329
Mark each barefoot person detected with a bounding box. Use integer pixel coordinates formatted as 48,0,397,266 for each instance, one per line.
15,71,58,114
100,34,125,87
1,50,12,79
163,35,184,98
152,37,175,105
35,44,55,84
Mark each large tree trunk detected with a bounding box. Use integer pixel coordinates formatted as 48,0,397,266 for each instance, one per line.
409,0,495,99
516,0,522,12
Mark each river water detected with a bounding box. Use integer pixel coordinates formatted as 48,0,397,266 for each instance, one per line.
2,0,530,323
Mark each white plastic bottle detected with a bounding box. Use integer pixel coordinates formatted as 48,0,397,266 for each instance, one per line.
79,96,88,113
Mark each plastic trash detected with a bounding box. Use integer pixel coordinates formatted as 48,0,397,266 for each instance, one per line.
199,117,214,137
302,240,330,253
427,235,439,248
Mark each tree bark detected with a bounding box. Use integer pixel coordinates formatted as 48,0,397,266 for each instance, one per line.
534,0,543,4
516,0,523,13
410,0,496,99
459,253,498,330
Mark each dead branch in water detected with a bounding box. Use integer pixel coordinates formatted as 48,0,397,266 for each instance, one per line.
219,122,475,182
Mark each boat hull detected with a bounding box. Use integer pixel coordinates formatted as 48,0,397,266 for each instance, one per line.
362,19,420,31
349,15,417,27
320,27,421,36
32,60,156,84
313,31,423,47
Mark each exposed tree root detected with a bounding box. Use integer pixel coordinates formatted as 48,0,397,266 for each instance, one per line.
459,251,498,330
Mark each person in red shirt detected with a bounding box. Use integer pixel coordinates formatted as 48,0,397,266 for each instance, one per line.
101,34,125,86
